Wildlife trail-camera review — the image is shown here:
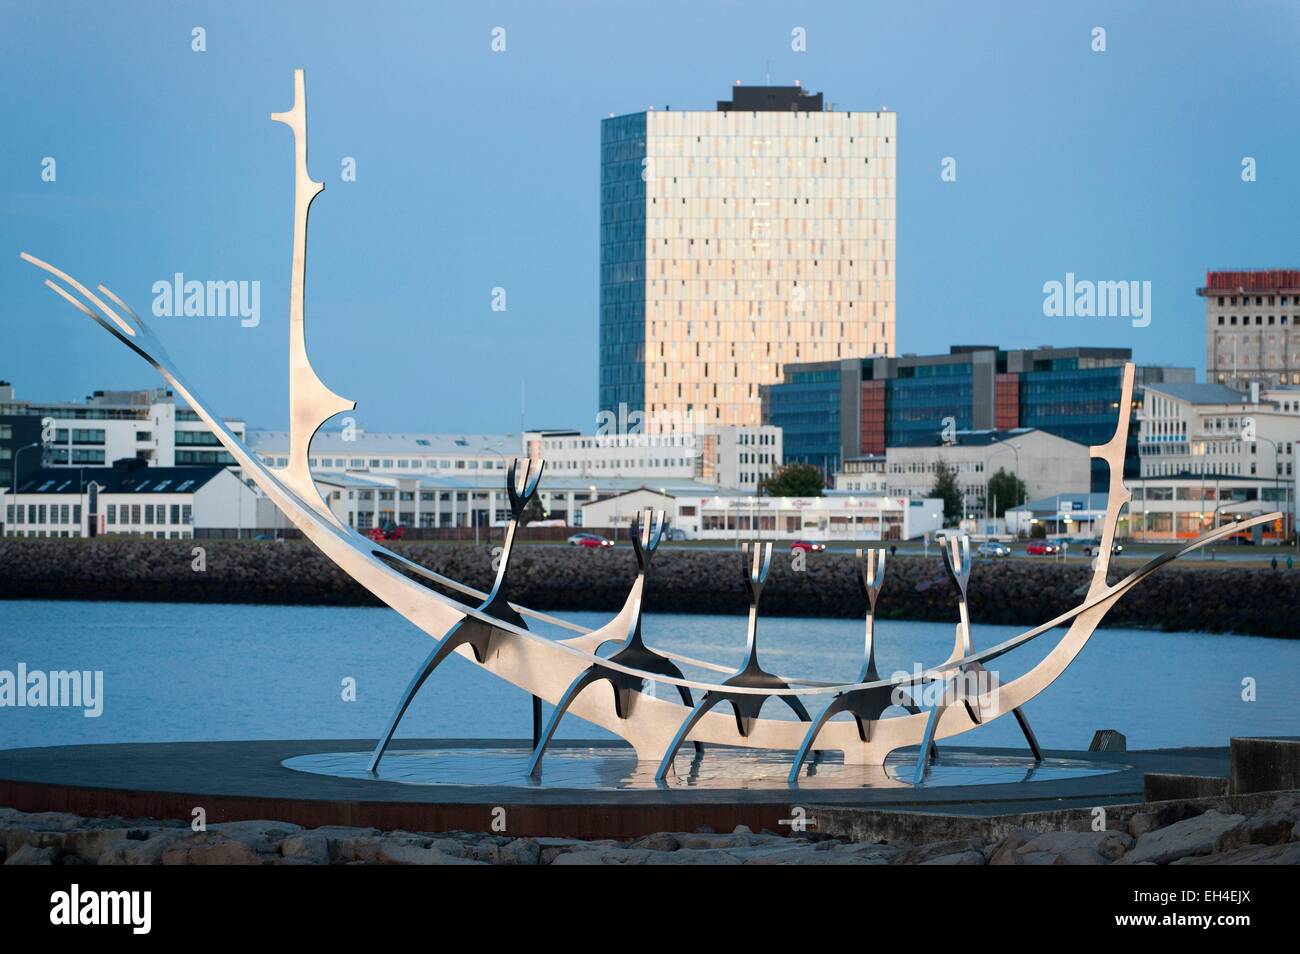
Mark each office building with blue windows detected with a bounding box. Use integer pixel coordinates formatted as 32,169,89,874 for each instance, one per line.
762,346,1193,490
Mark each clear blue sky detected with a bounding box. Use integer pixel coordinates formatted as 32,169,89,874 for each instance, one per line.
3,1,1297,432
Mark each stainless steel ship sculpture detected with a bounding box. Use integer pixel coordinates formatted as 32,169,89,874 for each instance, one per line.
21,71,1280,785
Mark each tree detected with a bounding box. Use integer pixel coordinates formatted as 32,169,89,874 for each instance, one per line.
986,467,1026,518
928,459,962,526
520,494,545,526
761,463,825,498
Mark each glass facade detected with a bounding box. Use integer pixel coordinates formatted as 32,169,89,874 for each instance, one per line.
1019,364,1137,486
764,367,841,474
599,113,648,417
765,349,1142,491
599,100,897,428
884,365,973,447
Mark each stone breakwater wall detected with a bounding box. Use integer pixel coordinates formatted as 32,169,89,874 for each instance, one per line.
3,792,1299,864
0,538,1296,637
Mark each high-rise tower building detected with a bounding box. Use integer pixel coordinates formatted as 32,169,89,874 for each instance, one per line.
599,85,896,429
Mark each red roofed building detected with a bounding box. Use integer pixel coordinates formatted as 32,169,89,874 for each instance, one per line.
1199,269,1300,389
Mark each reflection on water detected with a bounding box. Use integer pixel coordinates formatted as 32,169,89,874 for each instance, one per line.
282,746,1123,791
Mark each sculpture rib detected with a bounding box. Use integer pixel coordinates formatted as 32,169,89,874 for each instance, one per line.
20,70,1281,770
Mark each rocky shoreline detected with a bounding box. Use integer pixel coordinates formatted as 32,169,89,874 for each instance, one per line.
1,537,1297,637
3,791,1298,865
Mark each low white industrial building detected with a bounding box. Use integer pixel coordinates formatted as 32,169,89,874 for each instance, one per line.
1,458,261,539
250,423,782,495
581,489,943,542
523,424,781,493
836,428,1091,511
308,472,731,532
249,429,518,477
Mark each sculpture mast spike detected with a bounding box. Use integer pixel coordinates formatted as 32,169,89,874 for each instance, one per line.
1085,362,1136,598
271,69,355,519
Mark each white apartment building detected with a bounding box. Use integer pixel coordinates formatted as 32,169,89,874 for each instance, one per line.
600,85,896,428
1,458,259,538
835,428,1091,511
522,423,781,492
0,381,245,471
581,488,941,542
1139,382,1299,481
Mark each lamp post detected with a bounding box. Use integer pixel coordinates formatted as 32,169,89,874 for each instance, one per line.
1253,434,1284,543
988,440,1024,515
12,442,42,537
1208,498,1241,561
480,439,514,542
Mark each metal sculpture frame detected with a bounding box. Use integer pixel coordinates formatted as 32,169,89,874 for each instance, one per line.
367,456,543,772
527,508,701,777
20,70,1282,786
653,542,812,781
788,548,935,782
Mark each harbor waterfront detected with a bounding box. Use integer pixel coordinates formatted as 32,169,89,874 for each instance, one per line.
1,600,1297,753
1,537,1297,637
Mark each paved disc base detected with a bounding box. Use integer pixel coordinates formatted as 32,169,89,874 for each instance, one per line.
286,746,1116,791
0,739,1230,838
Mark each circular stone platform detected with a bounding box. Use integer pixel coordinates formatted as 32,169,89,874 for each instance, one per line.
284,746,1116,791
0,739,1231,838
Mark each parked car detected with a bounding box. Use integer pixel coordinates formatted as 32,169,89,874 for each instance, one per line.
976,541,1011,558
367,521,404,542
1025,540,1058,555
664,527,689,542
1081,540,1124,556
790,540,826,554
567,532,614,548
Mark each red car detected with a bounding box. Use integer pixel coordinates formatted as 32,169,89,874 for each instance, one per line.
1025,541,1058,555
568,532,614,548
790,540,826,554
368,521,404,542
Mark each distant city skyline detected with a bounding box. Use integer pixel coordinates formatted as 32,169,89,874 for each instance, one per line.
4,1,1299,434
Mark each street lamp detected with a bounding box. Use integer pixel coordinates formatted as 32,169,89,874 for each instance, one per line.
480,439,516,541
1252,435,1285,543
988,440,1024,517
1208,498,1245,560
11,442,42,537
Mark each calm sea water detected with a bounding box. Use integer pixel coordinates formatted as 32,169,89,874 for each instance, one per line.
0,600,1296,753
